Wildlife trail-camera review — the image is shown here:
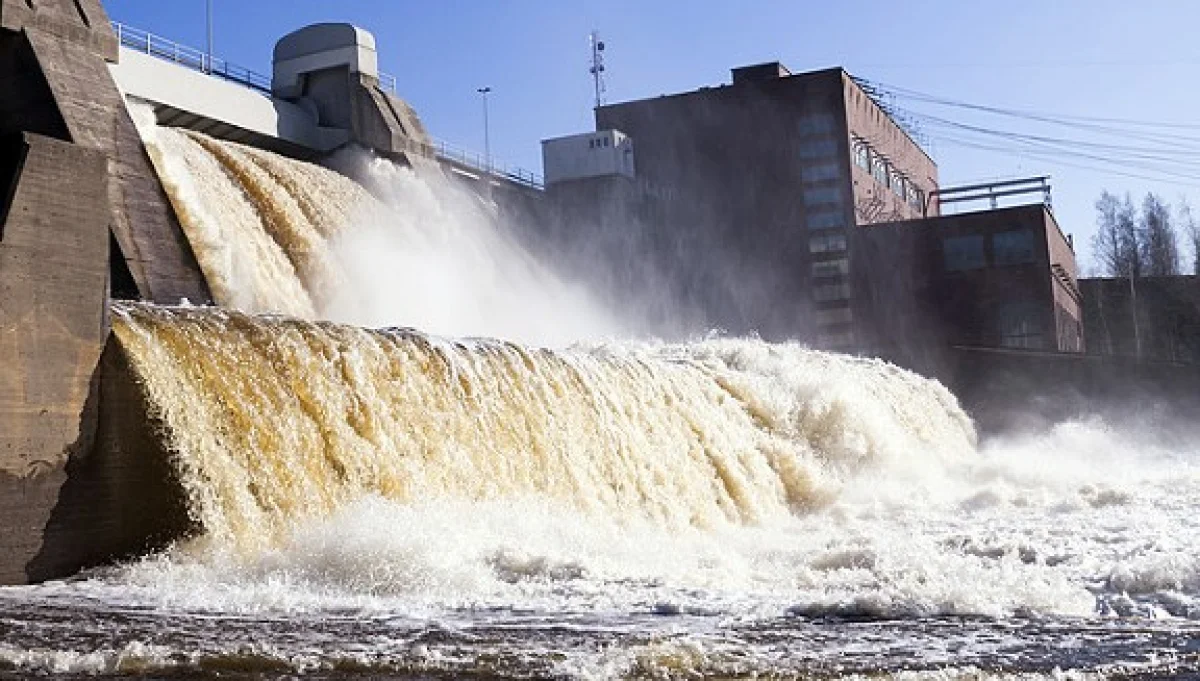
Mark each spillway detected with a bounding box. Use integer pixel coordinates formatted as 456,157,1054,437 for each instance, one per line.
111,302,976,555
137,119,622,345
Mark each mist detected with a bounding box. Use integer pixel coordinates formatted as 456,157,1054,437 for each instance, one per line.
317,151,631,346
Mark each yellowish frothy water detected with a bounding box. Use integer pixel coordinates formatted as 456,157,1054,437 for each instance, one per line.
112,303,975,554
139,126,386,317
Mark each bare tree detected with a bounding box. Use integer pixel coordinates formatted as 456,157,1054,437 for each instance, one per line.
1092,191,1141,277
1140,193,1180,276
1182,199,1200,275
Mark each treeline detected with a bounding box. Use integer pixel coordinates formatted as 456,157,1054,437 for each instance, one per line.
1092,191,1200,277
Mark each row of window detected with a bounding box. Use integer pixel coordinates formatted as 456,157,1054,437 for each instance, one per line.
803,162,840,183
812,257,849,278
800,138,839,160
943,229,1037,272
852,140,925,211
587,136,612,149
813,282,851,303
810,232,847,254
807,211,843,231
801,116,852,332
803,186,842,206
798,112,837,136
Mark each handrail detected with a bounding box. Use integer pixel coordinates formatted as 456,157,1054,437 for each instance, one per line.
110,21,399,95
112,21,273,92
430,138,544,190
110,20,543,191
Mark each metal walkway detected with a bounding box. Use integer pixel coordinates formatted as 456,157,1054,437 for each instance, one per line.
111,22,543,191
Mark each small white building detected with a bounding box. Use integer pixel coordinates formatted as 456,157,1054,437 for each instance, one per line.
540,130,635,186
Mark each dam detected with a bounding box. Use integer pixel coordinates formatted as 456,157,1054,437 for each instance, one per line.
0,0,544,583
2,3,1200,679
0,0,1195,589
0,0,972,587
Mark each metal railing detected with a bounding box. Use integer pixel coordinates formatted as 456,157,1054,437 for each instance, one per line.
431,138,543,190
112,21,272,92
111,21,399,95
111,21,543,191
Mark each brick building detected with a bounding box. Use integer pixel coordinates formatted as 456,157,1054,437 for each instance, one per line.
544,63,937,345
854,204,1084,373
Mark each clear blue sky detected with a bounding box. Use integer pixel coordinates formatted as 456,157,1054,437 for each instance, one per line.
106,0,1200,272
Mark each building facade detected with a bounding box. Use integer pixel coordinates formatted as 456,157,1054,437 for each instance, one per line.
577,63,937,345
855,204,1083,374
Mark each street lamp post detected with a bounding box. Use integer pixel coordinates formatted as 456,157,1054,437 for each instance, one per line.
476,86,492,189
205,0,213,73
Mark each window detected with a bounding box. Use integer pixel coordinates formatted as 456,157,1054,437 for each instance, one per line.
892,172,906,198
804,162,840,183
943,234,985,271
803,186,841,206
993,229,1036,266
813,282,852,302
799,138,838,159
799,113,836,135
998,302,1045,349
871,156,889,185
807,211,843,231
908,186,924,210
588,139,594,149
809,233,848,254
816,307,854,325
854,143,870,170
811,258,849,278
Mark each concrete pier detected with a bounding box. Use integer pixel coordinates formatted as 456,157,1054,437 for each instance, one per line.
0,0,203,584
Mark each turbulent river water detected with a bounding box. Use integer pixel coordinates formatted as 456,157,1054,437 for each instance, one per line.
2,126,1198,680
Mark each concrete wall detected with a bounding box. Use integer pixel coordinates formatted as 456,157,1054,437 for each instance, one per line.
110,49,351,154
14,14,210,304
1081,276,1200,363
0,133,109,584
0,0,205,584
949,345,1200,436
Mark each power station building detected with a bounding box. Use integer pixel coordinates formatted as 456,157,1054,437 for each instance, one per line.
543,62,1084,365
545,63,940,346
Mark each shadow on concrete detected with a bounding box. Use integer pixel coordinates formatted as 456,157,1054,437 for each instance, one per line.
26,339,196,582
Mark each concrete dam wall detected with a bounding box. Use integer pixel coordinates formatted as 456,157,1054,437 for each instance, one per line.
0,0,444,583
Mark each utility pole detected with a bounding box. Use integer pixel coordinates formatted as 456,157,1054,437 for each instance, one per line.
477,86,492,195
205,0,214,73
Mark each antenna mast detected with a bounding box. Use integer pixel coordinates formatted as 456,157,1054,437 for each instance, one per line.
589,30,606,109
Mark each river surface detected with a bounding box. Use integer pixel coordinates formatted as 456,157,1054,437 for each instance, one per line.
3,418,1198,680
